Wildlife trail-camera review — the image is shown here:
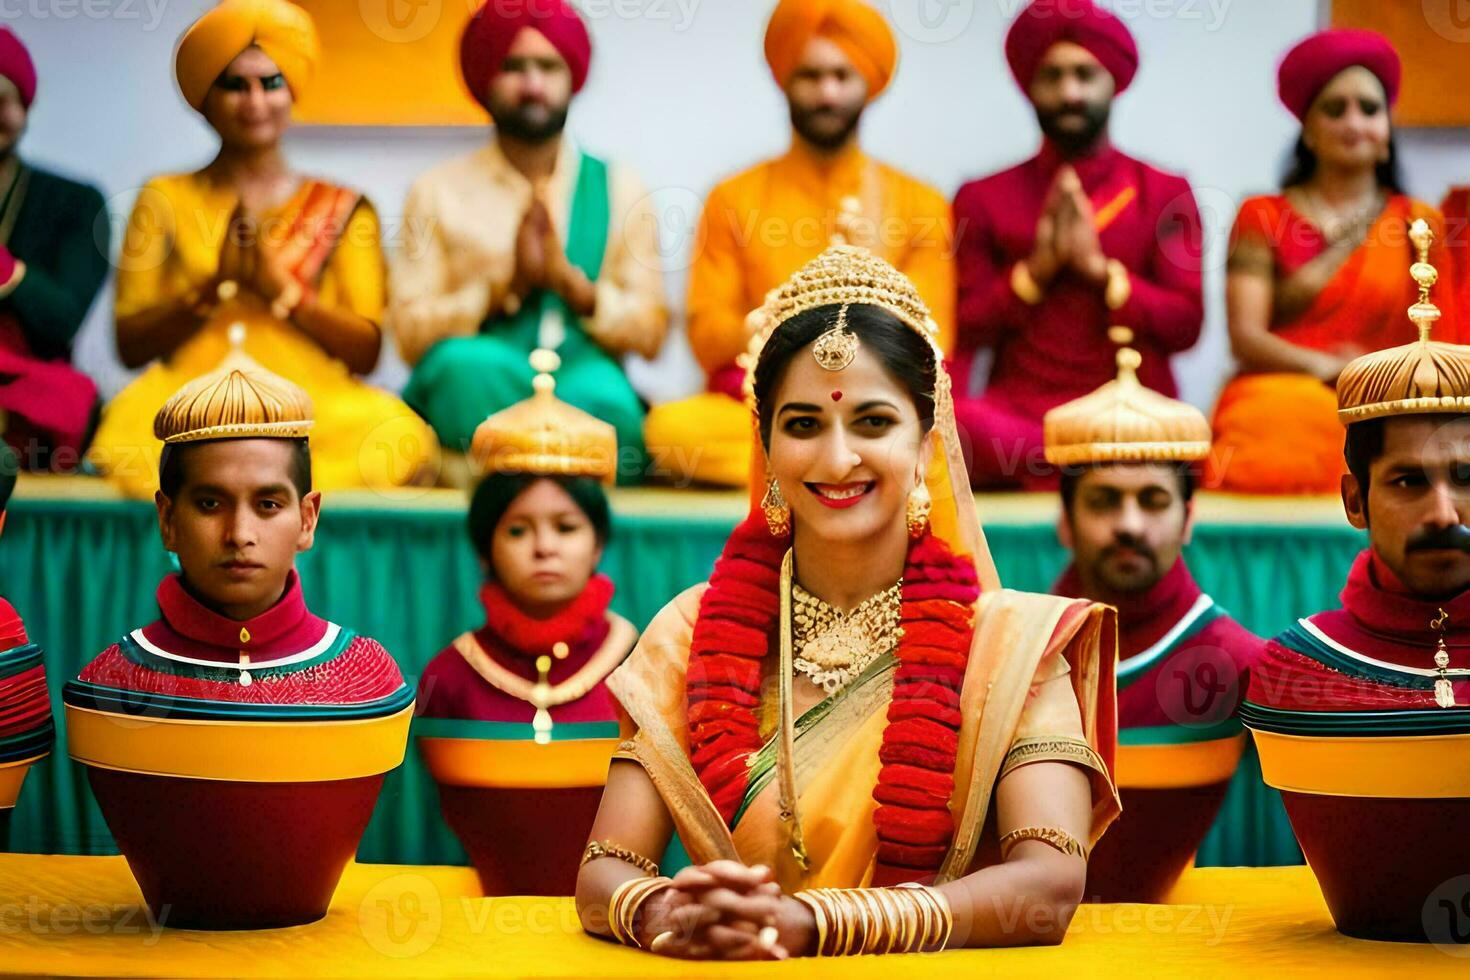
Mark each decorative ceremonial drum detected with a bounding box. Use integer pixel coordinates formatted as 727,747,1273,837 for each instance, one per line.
1244,703,1470,942
64,683,414,930
418,718,620,896
1085,720,1246,903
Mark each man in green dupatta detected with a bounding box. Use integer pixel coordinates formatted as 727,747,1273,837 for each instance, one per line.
0,27,107,472
390,1,668,486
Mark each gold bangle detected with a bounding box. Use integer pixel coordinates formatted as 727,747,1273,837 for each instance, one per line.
1104,258,1131,311
793,891,829,957
1011,260,1044,305
607,875,672,948
582,840,660,877
1000,825,1089,861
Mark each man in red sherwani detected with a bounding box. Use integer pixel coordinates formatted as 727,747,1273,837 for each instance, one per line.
952,0,1204,489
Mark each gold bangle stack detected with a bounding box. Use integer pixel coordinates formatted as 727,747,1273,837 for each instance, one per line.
581,840,660,877
999,826,1089,861
793,884,953,956
606,875,673,949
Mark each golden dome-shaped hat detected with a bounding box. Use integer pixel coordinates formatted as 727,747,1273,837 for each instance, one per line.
1043,327,1212,466
153,328,314,445
470,349,618,484
1337,220,1470,424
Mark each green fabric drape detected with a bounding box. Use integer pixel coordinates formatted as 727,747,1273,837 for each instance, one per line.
0,498,1354,867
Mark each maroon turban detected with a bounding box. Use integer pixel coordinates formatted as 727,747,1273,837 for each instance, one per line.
460,0,592,106
1005,0,1138,94
0,28,36,108
1277,29,1400,122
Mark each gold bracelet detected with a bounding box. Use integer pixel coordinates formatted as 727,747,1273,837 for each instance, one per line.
793,891,829,957
582,840,660,877
795,886,953,956
606,875,672,948
1104,258,1131,311
1000,825,1089,861
1010,260,1044,305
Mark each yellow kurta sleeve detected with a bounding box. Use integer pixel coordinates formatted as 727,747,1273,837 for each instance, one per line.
684,179,753,376
583,163,669,360
387,174,493,367
114,177,187,323
314,198,387,325
893,178,956,356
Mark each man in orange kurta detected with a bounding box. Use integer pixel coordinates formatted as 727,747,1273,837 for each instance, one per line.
643,0,954,487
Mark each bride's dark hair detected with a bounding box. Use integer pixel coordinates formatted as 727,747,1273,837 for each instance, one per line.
751,303,937,450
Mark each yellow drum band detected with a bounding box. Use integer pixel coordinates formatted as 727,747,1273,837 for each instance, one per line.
64,703,414,783
1114,733,1247,790
1252,730,1470,799
0,756,44,808
418,736,619,789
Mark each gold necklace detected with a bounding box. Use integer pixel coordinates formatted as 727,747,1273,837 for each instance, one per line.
790,578,904,696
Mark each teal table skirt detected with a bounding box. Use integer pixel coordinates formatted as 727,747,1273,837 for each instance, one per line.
0,495,1362,868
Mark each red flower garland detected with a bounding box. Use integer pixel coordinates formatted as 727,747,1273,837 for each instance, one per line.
685,518,979,885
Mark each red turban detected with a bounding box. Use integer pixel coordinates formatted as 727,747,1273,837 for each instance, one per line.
1005,0,1138,94
0,28,36,108
764,0,898,101
460,0,592,107
1277,29,1400,122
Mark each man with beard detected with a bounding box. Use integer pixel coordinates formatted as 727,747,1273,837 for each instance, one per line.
391,2,667,485
1241,233,1470,941
643,0,953,487
0,27,107,472
1046,328,1261,902
953,0,1203,489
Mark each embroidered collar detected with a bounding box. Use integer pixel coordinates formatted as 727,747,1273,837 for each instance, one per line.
454,613,637,710
156,571,311,652
479,574,615,660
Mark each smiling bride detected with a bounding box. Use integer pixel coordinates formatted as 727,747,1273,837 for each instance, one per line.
575,244,1121,960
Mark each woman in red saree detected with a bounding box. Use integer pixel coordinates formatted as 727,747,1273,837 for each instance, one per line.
1209,29,1456,495
574,245,1119,960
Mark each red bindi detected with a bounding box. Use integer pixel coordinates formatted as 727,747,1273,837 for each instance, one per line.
831,390,843,402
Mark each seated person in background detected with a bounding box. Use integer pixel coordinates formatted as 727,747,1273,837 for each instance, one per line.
65,354,412,929
0,27,107,472
0,443,54,848
93,0,433,498
417,349,637,897
952,0,1202,490
391,1,666,486
1045,327,1262,902
1242,222,1470,943
1210,29,1457,495
643,0,954,488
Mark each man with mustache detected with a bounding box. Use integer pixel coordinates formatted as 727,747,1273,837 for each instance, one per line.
1046,329,1261,902
1241,230,1470,941
953,0,1203,488
643,0,954,486
391,2,668,485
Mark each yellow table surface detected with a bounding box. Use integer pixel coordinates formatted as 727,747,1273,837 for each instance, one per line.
0,856,1464,977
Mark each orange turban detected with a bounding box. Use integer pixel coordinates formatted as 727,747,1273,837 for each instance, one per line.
175,0,319,112
764,0,897,101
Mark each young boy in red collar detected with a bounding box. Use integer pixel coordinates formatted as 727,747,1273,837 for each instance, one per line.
63,355,412,929
0,443,54,848
1046,329,1262,903
1242,223,1470,942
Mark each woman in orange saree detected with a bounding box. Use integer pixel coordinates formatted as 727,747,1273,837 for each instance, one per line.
1209,30,1456,495
574,245,1119,960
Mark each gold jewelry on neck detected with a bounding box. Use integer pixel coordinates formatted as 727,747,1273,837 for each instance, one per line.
812,303,860,371
791,578,904,696
1432,607,1456,709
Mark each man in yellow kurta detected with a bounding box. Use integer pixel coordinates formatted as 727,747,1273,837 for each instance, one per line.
644,0,955,487
93,0,433,497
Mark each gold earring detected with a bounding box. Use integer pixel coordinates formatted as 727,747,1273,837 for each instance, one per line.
763,478,791,537
906,480,931,539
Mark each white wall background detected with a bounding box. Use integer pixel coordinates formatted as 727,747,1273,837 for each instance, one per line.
8,0,1469,410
